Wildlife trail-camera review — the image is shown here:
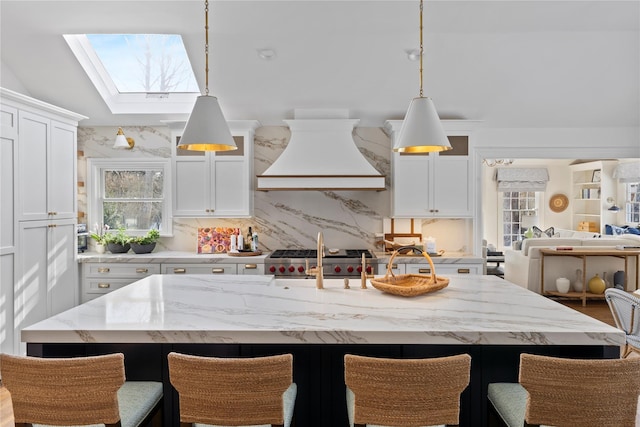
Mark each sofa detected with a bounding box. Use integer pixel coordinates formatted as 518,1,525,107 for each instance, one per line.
504,232,640,293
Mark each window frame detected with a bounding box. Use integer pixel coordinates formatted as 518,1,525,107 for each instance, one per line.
625,181,640,224
498,191,542,248
87,158,173,237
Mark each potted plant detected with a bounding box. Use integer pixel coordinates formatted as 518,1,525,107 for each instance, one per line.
104,227,131,254
90,223,109,254
130,228,160,254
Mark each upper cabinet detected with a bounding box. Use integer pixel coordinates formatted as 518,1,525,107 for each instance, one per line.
385,120,477,218
167,120,259,218
570,160,617,234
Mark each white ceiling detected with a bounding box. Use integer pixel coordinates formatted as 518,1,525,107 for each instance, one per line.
1,0,638,128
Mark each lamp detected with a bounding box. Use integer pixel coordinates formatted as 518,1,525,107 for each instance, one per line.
177,0,236,152
521,213,538,239
113,127,134,149
607,197,621,212
393,0,450,153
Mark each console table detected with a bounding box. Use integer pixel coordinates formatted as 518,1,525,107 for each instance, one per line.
540,248,640,306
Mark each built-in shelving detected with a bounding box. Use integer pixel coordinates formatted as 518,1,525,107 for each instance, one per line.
570,160,617,234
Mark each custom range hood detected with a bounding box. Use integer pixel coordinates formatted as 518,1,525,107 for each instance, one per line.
257,113,385,191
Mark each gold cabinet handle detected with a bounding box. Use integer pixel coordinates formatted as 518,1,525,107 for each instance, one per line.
98,283,111,289
419,268,431,274
135,268,148,273
387,263,398,269
457,268,471,274
97,267,110,273
173,268,186,274
244,264,257,269
212,268,225,274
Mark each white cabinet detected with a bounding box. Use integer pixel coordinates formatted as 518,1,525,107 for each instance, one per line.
15,219,77,352
1,88,85,354
17,111,78,221
167,120,259,218
161,263,237,275
385,121,476,218
81,263,160,302
570,160,617,234
0,103,18,355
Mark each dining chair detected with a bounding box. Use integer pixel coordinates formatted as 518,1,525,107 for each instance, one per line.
605,287,640,358
0,353,163,427
344,353,471,427
167,352,296,427
488,353,640,427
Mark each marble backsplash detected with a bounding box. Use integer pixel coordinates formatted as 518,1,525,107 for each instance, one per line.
78,126,472,253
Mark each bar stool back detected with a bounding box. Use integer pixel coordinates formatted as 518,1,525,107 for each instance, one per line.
605,287,640,358
168,352,296,427
488,353,640,427
0,353,163,427
344,353,471,427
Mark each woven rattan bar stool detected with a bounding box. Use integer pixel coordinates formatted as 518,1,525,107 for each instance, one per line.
605,287,640,358
0,352,163,427
344,353,471,427
167,352,296,427
488,353,640,427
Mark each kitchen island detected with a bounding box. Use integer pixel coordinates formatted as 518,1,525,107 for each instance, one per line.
23,274,623,427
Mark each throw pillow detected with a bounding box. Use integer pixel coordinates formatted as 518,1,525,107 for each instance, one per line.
532,226,555,238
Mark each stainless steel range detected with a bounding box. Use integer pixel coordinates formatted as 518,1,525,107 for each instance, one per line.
266,249,375,278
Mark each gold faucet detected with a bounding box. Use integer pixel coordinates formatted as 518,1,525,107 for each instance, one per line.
305,231,324,289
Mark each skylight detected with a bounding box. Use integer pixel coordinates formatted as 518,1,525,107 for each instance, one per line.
64,34,199,114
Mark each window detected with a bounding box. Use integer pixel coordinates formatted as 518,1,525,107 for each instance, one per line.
87,159,172,236
500,191,538,247
64,34,199,114
626,182,640,224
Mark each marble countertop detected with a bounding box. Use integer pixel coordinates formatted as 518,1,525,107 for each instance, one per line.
78,250,482,264
22,274,624,346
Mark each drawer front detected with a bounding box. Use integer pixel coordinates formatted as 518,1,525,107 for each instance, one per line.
82,278,139,303
84,263,160,278
405,264,482,275
238,263,265,275
376,263,405,276
161,264,237,275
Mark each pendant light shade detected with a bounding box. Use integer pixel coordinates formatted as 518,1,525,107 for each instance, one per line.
393,0,450,153
177,95,236,151
177,0,236,152
394,96,451,153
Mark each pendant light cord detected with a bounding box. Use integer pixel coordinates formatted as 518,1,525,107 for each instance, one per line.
204,0,210,96
419,0,424,98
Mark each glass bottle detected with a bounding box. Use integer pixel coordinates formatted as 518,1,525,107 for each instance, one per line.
573,269,583,293
246,227,253,251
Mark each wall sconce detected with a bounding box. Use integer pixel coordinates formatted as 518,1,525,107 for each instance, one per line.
607,197,621,212
113,127,135,149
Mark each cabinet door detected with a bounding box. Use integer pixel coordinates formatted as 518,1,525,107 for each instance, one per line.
392,153,430,217
432,156,471,216
48,219,77,314
173,157,211,216
1,105,17,250
213,157,248,217
48,122,77,219
18,111,49,221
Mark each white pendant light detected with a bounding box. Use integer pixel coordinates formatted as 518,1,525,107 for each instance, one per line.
178,0,236,152
113,127,134,149
394,0,451,153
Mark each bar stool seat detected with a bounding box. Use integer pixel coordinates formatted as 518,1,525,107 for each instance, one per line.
344,353,471,427
0,353,163,427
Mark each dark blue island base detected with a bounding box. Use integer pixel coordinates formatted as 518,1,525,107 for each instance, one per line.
28,342,619,427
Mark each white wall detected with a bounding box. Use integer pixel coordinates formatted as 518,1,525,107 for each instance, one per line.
0,61,30,94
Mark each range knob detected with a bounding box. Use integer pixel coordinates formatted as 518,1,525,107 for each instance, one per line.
278,266,286,274
366,266,373,274
347,266,354,273
357,266,363,273
269,266,276,273
334,266,341,273
298,266,305,273
288,265,295,273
